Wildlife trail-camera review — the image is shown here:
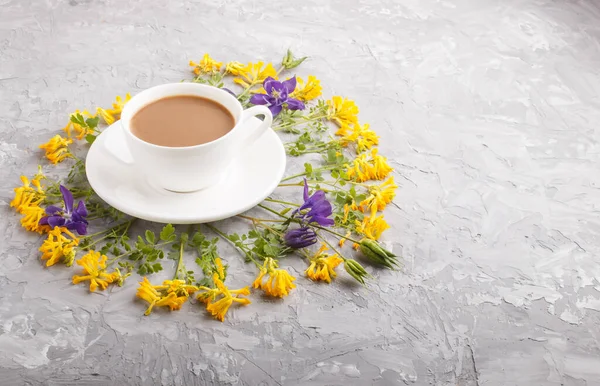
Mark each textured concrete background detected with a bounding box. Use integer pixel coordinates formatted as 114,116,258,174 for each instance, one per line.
2,0,600,385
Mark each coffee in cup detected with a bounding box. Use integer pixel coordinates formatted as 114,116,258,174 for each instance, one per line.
117,83,273,192
130,96,235,147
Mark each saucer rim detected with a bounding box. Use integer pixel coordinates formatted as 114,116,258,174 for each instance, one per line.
85,119,286,224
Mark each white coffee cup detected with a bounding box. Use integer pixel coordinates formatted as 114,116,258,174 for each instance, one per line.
118,83,273,192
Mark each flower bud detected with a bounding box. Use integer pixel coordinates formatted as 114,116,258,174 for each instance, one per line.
282,49,308,70
284,227,317,249
63,249,76,267
344,259,368,285
359,239,399,269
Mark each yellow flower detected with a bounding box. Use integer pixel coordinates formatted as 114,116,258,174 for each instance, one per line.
136,277,190,315
39,135,72,164
97,93,132,125
252,266,267,289
233,61,278,88
339,230,352,247
305,244,344,283
214,257,225,280
335,123,352,137
253,258,296,298
346,148,393,182
20,205,51,234
203,274,251,322
225,61,245,75
326,96,359,127
359,177,397,217
189,54,222,75
291,75,322,101
39,227,79,266
355,214,390,240
72,250,122,292
154,279,198,298
338,123,379,153
196,287,221,304
11,175,45,214
62,110,96,140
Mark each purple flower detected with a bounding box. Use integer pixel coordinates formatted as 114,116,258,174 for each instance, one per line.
284,227,317,249
249,77,305,116
39,185,88,235
293,179,334,227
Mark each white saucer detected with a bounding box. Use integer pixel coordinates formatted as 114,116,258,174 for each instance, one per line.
85,118,286,224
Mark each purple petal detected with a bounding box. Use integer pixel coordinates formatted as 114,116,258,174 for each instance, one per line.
45,205,63,215
282,77,297,93
263,77,279,95
286,98,305,111
47,216,66,228
39,216,49,226
67,221,88,236
249,94,271,105
75,200,88,217
311,216,335,227
60,185,74,214
303,178,309,202
269,104,283,116
307,203,332,221
306,190,326,205
284,227,317,249
71,212,89,225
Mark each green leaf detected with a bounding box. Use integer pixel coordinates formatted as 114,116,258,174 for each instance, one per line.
145,230,155,244
327,148,337,163
159,224,176,242
70,113,86,126
138,265,148,275
85,134,97,144
190,231,205,247
167,249,179,261
180,232,189,246
85,116,100,129
289,56,308,69
280,207,291,215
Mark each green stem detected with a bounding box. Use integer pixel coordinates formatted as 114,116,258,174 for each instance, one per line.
236,215,285,223
316,233,347,261
273,113,329,131
84,219,134,239
254,220,284,237
311,224,362,244
276,182,334,193
205,223,261,268
83,233,112,250
173,236,185,280
259,203,362,244
236,83,256,100
106,240,171,266
257,204,289,219
280,165,337,182
264,198,300,207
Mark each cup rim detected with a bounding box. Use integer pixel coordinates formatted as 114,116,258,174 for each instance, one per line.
120,83,243,150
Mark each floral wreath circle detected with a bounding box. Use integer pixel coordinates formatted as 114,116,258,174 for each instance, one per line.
11,51,399,322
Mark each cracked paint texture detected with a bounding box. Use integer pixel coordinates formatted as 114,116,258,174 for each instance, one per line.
2,0,600,385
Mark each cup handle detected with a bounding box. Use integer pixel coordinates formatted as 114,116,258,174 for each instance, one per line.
104,121,135,165
233,105,273,153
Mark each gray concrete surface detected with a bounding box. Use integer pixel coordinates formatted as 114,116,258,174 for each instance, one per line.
2,0,600,385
